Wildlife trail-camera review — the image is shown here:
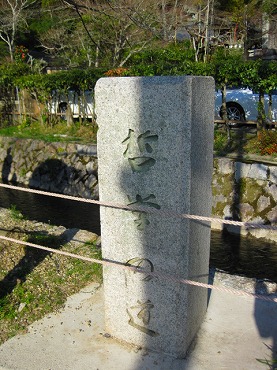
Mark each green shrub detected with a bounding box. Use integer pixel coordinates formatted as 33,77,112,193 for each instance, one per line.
257,129,277,155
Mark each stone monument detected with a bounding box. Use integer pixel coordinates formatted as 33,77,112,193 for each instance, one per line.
95,76,214,358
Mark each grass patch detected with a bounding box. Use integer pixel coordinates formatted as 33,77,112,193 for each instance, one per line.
0,208,102,344
0,120,98,144
0,119,276,159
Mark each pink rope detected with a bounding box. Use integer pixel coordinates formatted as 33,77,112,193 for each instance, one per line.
0,183,276,230
0,234,276,304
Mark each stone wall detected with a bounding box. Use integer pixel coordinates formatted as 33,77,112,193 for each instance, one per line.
212,157,277,241
0,137,98,199
0,137,276,240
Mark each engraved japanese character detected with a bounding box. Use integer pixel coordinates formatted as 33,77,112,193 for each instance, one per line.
125,257,154,281
122,129,158,172
127,194,161,230
128,194,161,210
137,130,158,154
133,213,150,231
126,300,159,337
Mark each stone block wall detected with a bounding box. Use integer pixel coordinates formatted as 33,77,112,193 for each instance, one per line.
212,157,277,241
0,137,98,199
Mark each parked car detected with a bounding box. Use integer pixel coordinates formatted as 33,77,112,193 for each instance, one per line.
48,90,94,120
214,87,277,122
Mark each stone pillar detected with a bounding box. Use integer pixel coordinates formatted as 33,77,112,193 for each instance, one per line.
95,76,214,358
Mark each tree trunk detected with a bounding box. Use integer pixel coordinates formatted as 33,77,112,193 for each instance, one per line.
268,92,273,128
221,84,231,141
257,91,266,130
204,0,210,63
161,0,168,41
95,44,99,68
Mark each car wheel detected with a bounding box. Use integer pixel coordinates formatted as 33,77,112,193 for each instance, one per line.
222,103,245,122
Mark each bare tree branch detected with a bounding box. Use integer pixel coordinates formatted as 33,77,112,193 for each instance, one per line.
62,0,101,50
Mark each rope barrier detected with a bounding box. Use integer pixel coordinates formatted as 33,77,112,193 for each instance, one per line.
0,183,276,230
0,183,276,304
0,234,276,304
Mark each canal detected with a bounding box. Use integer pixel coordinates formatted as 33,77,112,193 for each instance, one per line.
0,186,276,283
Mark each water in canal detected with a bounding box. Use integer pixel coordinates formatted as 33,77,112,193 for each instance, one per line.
0,186,276,282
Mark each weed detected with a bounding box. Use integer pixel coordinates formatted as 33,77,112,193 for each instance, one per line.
9,205,24,220
0,296,17,320
19,168,28,177
256,332,277,368
256,356,277,369
214,128,228,153
17,117,31,131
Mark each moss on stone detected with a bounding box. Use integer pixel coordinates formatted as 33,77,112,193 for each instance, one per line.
236,178,263,205
212,202,226,217
212,174,234,202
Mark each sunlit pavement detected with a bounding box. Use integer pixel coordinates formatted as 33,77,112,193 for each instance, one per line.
0,281,276,370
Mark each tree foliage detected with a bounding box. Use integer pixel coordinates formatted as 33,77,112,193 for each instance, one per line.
0,0,274,68
0,0,277,128
0,0,38,61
